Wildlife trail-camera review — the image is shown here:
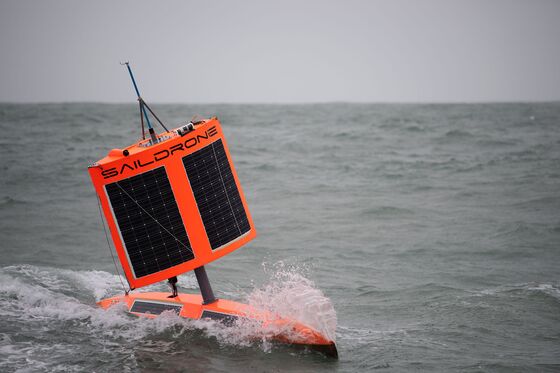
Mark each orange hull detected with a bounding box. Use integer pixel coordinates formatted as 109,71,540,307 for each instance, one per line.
98,292,337,358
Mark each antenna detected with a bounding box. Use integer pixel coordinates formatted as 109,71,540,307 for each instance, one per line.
121,61,158,144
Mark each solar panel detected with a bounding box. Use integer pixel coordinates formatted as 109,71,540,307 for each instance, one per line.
183,139,251,250
105,166,194,278
130,300,182,315
201,310,239,326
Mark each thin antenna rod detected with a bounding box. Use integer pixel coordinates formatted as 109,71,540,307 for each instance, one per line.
121,62,153,131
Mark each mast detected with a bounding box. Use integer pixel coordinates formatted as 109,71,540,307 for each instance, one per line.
194,267,216,304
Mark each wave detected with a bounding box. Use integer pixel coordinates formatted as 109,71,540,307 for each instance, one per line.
0,263,337,371
361,205,414,217
467,282,560,301
0,196,27,208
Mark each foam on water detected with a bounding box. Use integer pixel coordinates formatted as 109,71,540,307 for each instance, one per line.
0,266,236,371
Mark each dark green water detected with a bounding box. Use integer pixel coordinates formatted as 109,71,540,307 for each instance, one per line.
0,103,559,372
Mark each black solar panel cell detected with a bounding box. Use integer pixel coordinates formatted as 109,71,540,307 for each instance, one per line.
183,139,251,250
105,167,194,278
130,300,182,315
201,310,239,326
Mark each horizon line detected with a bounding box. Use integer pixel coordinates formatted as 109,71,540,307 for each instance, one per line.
1,99,560,105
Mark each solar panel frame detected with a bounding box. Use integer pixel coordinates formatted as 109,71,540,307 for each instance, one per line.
182,139,251,250
105,166,195,279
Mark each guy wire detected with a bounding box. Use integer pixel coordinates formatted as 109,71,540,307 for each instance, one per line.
96,194,130,295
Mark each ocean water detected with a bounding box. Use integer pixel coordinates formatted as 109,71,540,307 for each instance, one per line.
0,102,559,372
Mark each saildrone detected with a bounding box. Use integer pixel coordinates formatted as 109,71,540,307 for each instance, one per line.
88,63,337,358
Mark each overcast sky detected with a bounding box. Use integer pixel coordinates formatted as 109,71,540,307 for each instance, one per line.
1,0,559,103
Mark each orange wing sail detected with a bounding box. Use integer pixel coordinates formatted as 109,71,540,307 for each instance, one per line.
89,119,256,289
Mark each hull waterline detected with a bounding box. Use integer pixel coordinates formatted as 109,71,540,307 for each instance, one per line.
98,292,338,358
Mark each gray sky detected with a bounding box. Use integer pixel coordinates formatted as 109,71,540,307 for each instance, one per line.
1,0,559,103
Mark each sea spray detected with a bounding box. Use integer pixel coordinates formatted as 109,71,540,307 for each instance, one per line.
184,261,338,351
244,261,337,343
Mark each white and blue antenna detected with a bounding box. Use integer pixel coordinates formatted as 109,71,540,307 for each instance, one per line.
121,62,168,143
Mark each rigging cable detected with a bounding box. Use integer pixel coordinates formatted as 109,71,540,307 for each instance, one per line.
96,194,131,295
140,98,169,132
139,99,146,140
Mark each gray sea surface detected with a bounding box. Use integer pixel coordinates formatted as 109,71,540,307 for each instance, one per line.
0,103,559,372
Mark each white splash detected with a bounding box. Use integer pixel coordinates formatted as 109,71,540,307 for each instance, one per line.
244,261,337,343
